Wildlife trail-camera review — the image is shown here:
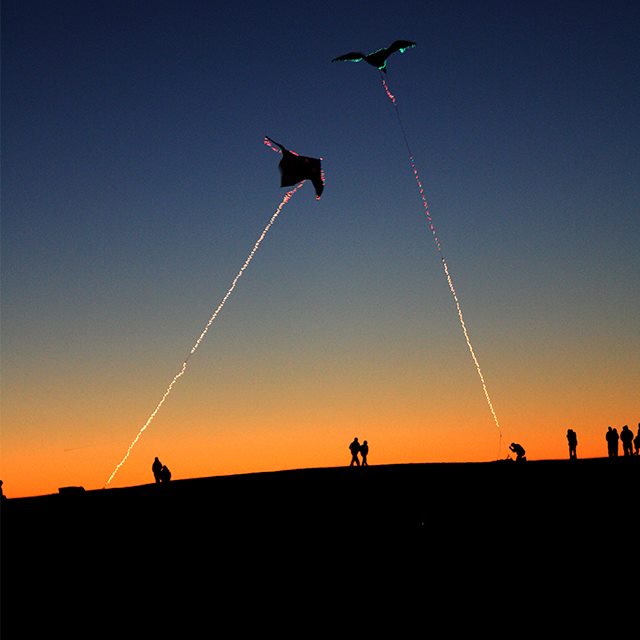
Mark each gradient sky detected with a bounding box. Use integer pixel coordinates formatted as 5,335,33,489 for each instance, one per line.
2,0,639,498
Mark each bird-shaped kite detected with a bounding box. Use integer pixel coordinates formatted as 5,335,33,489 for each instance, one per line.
265,136,324,200
331,39,416,73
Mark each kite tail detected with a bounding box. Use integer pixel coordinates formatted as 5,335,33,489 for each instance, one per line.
380,71,503,456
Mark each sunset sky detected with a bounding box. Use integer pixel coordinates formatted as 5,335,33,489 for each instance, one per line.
2,0,638,498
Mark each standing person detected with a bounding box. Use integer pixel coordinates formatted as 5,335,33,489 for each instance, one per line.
606,427,617,457
634,423,640,456
566,429,578,460
509,442,526,462
611,428,619,457
348,437,361,466
360,440,369,466
620,425,634,457
152,456,163,483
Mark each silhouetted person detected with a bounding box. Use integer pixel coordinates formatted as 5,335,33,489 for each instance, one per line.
349,437,360,466
606,426,615,457
160,465,172,483
0,480,4,503
360,440,369,466
620,425,634,457
606,426,620,457
611,428,619,457
509,442,526,462
152,456,163,483
634,424,640,456
566,429,578,460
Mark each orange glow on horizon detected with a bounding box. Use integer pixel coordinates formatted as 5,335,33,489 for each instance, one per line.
3,406,637,499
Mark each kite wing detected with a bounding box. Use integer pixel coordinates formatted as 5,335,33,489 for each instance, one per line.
387,40,417,55
331,51,366,63
264,136,286,154
265,136,324,200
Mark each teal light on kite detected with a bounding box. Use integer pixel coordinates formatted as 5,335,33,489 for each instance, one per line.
331,39,416,73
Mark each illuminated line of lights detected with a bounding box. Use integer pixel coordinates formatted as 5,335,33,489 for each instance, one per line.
381,74,503,443
105,183,302,486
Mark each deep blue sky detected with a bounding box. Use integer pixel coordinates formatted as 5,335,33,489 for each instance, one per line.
2,0,639,496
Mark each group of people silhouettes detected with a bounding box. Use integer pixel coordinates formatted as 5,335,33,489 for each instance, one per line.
349,425,640,468
566,424,640,460
348,437,369,466
606,424,640,458
511,423,640,463
154,424,638,485
152,456,172,484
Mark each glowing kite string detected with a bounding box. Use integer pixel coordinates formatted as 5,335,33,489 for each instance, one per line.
105,182,303,486
381,73,503,451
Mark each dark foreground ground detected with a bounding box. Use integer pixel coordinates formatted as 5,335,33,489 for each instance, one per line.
2,457,637,634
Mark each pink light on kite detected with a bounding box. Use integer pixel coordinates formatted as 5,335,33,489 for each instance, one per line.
264,136,283,154
381,76,396,103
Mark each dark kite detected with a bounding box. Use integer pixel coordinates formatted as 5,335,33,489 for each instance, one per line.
265,136,324,200
331,39,416,73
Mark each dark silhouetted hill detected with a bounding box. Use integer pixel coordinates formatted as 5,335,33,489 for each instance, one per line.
2,458,636,634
